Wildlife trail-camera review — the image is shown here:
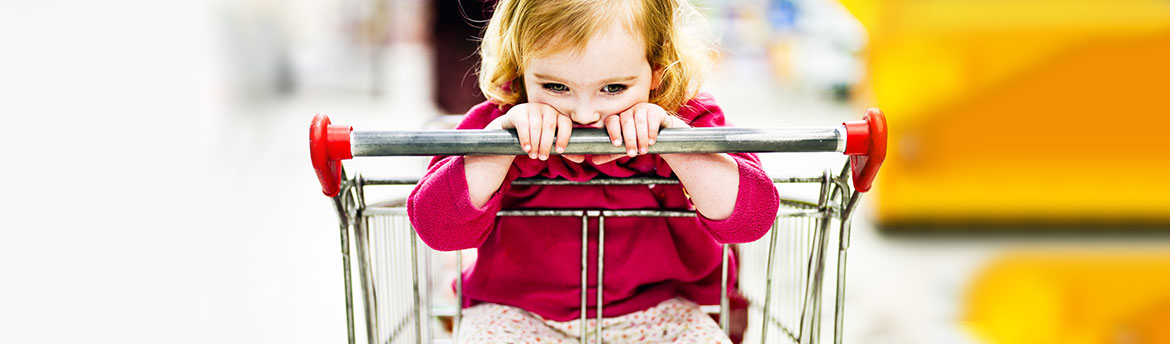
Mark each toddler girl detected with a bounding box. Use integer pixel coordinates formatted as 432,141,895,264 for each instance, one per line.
408,0,779,342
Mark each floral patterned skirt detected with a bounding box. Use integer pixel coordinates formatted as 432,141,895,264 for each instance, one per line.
458,297,732,344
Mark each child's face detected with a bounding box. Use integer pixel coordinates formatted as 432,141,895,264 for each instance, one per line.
523,25,660,128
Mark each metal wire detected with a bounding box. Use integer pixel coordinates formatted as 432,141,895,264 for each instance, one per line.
596,215,605,343
351,127,845,156
580,214,589,343
343,173,856,344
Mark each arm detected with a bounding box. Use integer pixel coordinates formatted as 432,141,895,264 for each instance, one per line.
407,102,514,251
659,151,739,220
467,103,569,207
409,102,570,250
600,97,779,243
674,99,779,243
626,114,739,220
409,155,507,251
685,152,779,243
660,118,778,243
464,116,517,208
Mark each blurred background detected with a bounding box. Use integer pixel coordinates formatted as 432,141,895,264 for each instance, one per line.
2,0,1169,343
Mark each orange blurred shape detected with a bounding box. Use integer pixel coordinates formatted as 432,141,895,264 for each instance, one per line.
964,252,1170,344
838,0,1170,225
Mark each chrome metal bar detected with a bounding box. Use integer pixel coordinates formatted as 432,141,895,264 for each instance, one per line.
423,232,433,344
375,216,385,342
596,215,605,344
760,219,780,344
840,190,862,226
833,233,850,344
352,176,382,344
580,214,589,343
834,191,861,344
350,127,844,156
354,213,379,343
719,244,730,334
364,207,822,218
794,217,803,344
797,219,824,344
410,226,422,344
808,218,832,344
811,171,835,344
362,176,826,186
799,172,834,344
513,176,681,186
818,170,832,210
331,194,356,344
495,209,695,217
355,174,368,211
600,210,698,218
362,177,426,185
455,250,463,343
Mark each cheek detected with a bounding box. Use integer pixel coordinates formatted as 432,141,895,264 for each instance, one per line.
525,92,573,114
598,88,652,115
522,79,542,103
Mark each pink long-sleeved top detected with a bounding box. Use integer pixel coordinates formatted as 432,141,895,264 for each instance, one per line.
407,94,779,321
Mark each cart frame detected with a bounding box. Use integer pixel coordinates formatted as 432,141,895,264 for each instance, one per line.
311,109,886,344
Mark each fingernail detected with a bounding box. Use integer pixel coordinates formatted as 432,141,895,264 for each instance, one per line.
539,154,548,160
640,147,647,154
613,139,622,146
523,144,531,151
529,153,537,159
556,147,564,153
627,149,637,157
648,139,655,145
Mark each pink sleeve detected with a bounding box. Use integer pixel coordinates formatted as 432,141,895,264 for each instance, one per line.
681,94,780,243
696,154,779,243
407,101,513,251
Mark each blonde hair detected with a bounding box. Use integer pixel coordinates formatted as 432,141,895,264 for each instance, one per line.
478,0,718,113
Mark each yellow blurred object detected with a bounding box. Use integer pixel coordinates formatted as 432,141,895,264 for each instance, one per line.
838,0,1170,225
965,253,1170,344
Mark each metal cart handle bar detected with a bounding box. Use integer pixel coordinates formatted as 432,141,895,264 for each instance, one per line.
310,108,886,197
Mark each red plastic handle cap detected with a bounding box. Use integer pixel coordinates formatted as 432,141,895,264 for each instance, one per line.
842,108,887,193
310,113,353,197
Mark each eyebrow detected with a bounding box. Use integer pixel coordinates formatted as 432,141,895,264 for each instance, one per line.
533,73,637,85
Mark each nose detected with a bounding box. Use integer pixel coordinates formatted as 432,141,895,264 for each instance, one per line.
570,102,601,126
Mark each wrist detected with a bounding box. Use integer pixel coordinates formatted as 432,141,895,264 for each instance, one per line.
660,152,733,165
484,114,507,130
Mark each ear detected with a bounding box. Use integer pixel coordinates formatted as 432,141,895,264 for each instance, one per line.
650,65,665,90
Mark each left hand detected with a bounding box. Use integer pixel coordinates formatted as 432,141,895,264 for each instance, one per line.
562,103,690,164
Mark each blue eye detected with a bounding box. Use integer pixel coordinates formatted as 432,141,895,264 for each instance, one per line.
602,84,627,94
543,83,569,93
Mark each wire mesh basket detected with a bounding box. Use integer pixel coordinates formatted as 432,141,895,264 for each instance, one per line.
311,109,886,344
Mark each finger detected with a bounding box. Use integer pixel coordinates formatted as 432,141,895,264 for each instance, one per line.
634,107,649,154
537,106,558,160
648,111,662,146
555,114,572,154
511,111,533,157
591,154,624,165
528,107,544,159
621,111,637,157
563,154,585,163
605,115,622,147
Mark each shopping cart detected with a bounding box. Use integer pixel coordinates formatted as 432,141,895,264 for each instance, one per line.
310,109,887,344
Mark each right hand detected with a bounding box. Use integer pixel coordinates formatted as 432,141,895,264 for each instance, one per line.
488,103,572,161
